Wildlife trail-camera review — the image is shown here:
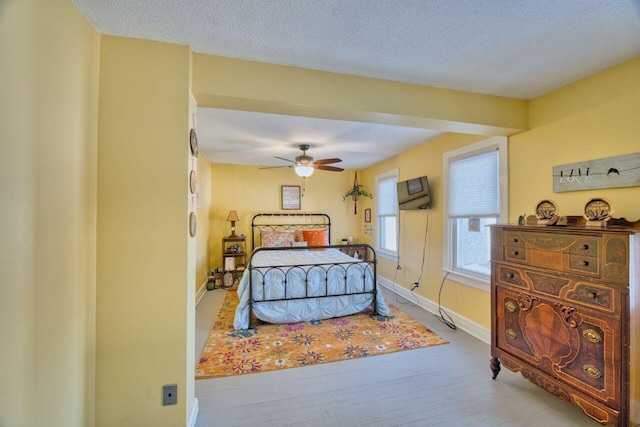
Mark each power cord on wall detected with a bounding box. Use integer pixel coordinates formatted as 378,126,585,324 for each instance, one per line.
413,209,431,287
391,203,454,329
392,263,419,307
435,272,456,330
391,209,420,306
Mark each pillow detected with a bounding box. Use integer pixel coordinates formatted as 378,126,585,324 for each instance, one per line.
261,229,294,247
295,227,329,244
302,229,327,250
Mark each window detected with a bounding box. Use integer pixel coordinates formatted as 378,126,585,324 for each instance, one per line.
375,169,398,261
443,137,507,290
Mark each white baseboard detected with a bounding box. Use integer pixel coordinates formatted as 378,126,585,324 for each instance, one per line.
188,397,199,427
377,275,490,345
195,281,208,306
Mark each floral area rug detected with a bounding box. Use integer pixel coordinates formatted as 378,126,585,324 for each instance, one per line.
195,291,448,379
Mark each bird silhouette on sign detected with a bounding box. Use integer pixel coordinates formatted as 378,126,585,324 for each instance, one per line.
607,168,620,176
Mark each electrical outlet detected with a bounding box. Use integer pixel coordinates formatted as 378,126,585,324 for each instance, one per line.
162,384,177,406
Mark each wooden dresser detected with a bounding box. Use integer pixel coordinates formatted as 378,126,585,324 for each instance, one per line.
490,220,639,426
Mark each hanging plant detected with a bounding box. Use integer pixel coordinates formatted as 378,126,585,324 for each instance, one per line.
343,171,372,214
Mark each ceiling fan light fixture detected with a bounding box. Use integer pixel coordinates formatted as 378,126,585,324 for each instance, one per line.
295,165,314,177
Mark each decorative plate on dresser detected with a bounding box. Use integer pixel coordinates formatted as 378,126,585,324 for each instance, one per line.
584,198,614,227
489,216,640,426
534,199,559,225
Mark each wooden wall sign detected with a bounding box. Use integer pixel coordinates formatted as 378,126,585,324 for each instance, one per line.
281,185,301,210
553,152,640,192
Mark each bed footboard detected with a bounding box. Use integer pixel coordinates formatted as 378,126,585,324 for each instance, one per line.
246,245,379,328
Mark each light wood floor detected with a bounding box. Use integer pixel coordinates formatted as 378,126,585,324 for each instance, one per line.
194,288,602,427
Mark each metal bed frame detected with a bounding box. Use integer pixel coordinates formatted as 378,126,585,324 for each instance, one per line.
245,213,378,328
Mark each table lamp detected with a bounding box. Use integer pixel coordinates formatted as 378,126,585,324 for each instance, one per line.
226,210,239,237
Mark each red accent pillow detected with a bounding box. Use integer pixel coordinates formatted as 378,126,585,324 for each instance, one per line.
295,227,329,244
302,229,327,250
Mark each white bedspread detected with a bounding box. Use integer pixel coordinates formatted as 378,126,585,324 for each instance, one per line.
233,247,390,330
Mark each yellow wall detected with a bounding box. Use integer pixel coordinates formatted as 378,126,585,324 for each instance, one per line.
196,153,212,291
510,57,640,220
209,164,361,268
0,1,100,426
96,36,194,426
360,133,492,326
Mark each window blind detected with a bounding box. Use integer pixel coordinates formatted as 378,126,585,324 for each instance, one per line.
449,149,499,217
377,176,397,216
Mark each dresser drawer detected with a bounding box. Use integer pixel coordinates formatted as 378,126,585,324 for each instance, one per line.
568,237,599,257
502,232,603,276
504,231,525,248
567,254,599,276
495,286,621,408
494,264,530,289
563,281,618,315
504,245,527,263
494,262,620,315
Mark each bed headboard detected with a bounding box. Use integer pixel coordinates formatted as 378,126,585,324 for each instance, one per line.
251,213,331,250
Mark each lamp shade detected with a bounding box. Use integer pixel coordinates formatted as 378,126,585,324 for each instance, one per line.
226,210,239,222
295,165,314,177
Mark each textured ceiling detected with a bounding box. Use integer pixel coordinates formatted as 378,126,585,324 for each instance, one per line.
73,0,640,169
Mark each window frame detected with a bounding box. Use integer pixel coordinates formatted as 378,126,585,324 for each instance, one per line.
375,169,399,262
442,137,508,291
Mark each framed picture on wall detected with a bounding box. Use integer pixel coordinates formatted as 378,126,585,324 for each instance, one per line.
364,208,371,223
281,185,301,210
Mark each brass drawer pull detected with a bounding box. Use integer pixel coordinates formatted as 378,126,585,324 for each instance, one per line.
583,329,602,343
507,273,515,279
512,250,519,256
505,301,517,313
586,291,597,299
583,364,602,379
582,244,589,250
582,260,589,267
506,329,517,339
512,238,519,243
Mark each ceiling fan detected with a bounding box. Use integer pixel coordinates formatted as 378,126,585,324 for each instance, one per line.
261,144,344,177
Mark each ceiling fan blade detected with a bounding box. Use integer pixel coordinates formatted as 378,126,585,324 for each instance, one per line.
313,158,342,165
259,165,291,169
315,165,344,172
274,156,295,163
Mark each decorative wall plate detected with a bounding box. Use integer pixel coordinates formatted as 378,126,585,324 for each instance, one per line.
189,211,197,237
535,199,559,225
190,170,197,194
190,128,198,157
584,198,613,227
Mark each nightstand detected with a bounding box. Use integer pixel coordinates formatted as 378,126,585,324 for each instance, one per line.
222,235,247,283
339,244,369,261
